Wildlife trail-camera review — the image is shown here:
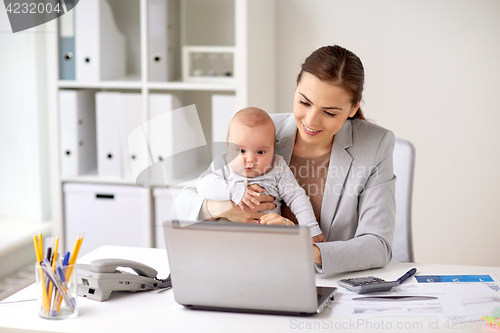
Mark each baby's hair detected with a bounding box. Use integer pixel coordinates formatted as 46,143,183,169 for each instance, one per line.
227,107,276,141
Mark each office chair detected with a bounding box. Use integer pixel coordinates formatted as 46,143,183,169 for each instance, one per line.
391,138,416,262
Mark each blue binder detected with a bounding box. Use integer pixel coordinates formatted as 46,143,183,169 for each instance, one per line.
59,0,76,80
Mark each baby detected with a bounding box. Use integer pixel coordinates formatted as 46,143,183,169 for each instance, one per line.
197,107,324,240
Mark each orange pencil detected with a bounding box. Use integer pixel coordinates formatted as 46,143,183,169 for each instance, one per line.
56,234,83,313
33,234,49,314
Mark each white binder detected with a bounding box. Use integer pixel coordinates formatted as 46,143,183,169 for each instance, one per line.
148,95,210,184
211,94,236,156
59,90,97,176
95,92,122,177
149,94,183,156
148,0,180,82
118,93,151,180
148,93,182,165
75,0,126,81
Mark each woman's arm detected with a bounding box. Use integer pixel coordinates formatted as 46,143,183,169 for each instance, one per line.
174,182,275,222
315,129,396,275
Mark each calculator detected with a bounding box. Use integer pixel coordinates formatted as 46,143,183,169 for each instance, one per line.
337,276,399,294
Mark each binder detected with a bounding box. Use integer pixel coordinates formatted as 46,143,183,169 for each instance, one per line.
211,94,236,156
148,93,182,162
59,90,97,176
148,101,208,184
95,92,122,177
59,0,75,80
148,0,180,82
118,93,151,180
75,0,126,81
127,123,153,183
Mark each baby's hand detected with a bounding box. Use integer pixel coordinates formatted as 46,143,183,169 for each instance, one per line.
238,180,261,212
258,212,293,226
312,233,326,243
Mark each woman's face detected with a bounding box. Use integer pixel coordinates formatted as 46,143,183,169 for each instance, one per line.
293,72,359,148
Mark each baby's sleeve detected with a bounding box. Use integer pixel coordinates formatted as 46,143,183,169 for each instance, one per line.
197,155,246,204
275,157,322,237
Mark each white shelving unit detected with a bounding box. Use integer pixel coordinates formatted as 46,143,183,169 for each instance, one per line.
48,0,276,252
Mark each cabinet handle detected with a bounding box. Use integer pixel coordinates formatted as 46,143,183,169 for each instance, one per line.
96,194,114,199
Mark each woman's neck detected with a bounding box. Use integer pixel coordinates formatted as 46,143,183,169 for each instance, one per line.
293,130,334,158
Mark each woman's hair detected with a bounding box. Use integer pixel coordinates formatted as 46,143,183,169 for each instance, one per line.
297,45,366,120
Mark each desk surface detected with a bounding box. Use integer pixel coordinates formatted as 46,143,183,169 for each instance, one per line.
1,246,499,333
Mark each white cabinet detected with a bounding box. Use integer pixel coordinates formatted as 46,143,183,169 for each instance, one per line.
64,183,150,256
49,0,276,252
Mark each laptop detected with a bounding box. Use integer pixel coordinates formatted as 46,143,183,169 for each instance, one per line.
163,220,337,316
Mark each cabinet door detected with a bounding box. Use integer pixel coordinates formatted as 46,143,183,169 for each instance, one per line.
64,183,150,256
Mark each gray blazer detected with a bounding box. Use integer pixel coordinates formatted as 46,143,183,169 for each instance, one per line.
174,114,396,276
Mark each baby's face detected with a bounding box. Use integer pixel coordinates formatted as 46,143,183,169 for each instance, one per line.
227,122,275,178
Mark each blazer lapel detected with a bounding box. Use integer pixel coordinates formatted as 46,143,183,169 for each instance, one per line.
320,120,353,239
274,115,297,164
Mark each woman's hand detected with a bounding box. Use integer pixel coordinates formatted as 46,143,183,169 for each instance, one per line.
312,233,326,243
313,245,322,265
207,184,275,223
258,212,294,226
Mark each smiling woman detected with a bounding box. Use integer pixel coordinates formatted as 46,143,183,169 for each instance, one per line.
293,72,360,157
176,45,396,276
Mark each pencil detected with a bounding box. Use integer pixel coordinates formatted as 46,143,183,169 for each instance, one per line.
38,233,43,261
33,234,50,314
56,234,83,313
33,235,41,262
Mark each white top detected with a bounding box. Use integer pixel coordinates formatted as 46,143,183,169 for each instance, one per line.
197,154,322,237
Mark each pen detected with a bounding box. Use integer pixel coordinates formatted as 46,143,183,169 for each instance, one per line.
40,260,75,314
45,247,52,291
48,235,59,311
63,251,70,266
46,247,52,262
353,296,438,302
397,268,417,284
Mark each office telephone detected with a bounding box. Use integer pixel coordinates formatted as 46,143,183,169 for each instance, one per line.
76,259,171,301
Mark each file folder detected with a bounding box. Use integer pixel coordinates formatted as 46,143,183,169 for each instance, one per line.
119,93,150,180
148,0,180,82
148,0,181,82
75,0,126,81
95,92,122,177
211,94,236,156
148,93,182,163
147,101,207,184
59,0,75,80
59,90,97,176
127,124,153,183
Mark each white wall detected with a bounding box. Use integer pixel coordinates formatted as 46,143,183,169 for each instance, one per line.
0,6,50,220
276,0,500,266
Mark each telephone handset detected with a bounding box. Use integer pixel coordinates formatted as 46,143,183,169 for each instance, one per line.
76,259,171,301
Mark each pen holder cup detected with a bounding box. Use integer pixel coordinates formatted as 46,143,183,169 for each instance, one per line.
35,263,78,320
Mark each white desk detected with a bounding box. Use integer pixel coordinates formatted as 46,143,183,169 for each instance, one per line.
0,246,498,333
